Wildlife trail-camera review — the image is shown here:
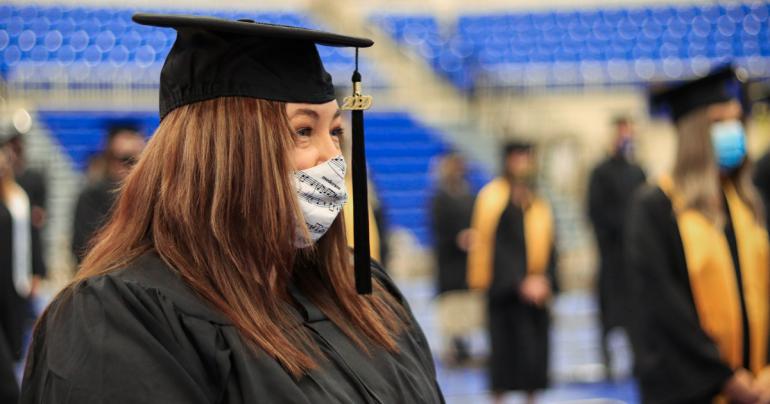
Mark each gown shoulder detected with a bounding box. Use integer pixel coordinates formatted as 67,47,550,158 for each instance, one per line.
21,253,231,404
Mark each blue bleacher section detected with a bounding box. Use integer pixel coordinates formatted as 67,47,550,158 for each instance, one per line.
37,111,159,171
365,112,489,245
0,4,380,87
372,15,475,90
37,110,490,246
373,2,770,89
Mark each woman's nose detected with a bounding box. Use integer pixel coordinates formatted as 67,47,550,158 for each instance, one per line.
316,132,339,164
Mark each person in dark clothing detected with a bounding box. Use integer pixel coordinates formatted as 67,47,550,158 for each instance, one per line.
0,327,18,404
71,125,145,263
22,14,443,404
626,66,770,403
5,127,47,231
467,142,558,404
587,116,646,379
0,135,47,402
430,152,475,366
432,152,475,294
0,134,47,358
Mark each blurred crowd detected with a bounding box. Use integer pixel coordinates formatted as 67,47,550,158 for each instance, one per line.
428,66,770,404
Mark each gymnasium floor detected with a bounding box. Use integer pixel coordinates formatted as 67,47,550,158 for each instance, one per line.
398,278,640,404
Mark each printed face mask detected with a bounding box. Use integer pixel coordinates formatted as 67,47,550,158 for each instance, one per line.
710,120,747,171
294,155,348,247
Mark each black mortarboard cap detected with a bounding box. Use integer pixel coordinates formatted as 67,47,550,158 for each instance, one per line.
132,13,373,119
133,13,375,294
650,65,745,122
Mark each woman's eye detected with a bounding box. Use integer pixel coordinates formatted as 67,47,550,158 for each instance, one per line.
331,127,344,137
295,127,312,137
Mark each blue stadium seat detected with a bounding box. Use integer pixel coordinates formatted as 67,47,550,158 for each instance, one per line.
372,2,770,89
0,5,383,86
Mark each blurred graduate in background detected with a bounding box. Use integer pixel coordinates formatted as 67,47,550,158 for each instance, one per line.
0,127,47,362
587,115,646,379
430,151,477,366
4,116,47,232
0,124,50,403
467,141,558,404
71,124,145,264
626,66,770,403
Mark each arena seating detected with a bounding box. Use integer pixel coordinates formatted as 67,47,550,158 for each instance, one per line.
373,2,770,89
0,4,381,87
36,110,490,246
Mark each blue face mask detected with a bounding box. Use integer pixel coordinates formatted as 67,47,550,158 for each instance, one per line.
710,120,746,171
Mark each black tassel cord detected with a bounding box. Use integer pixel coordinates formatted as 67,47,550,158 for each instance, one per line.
351,48,372,294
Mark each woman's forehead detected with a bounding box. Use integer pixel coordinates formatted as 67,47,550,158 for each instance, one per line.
286,100,340,118
707,100,742,122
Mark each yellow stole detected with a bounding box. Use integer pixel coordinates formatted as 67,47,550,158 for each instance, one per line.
343,176,381,262
466,177,554,290
659,176,769,374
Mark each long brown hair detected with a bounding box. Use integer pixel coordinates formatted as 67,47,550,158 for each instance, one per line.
60,97,403,377
673,106,763,225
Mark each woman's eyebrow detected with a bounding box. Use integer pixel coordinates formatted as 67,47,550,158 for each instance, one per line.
291,108,320,120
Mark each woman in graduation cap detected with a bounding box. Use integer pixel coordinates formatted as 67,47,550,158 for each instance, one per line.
467,141,558,404
20,14,443,404
626,66,770,403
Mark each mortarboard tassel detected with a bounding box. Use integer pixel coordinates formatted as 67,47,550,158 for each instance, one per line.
342,48,373,294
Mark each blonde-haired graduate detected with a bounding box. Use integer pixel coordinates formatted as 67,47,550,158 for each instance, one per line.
626,66,770,404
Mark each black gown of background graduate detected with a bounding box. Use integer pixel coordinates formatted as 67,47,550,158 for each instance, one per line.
753,150,770,230
430,186,475,294
467,178,558,392
21,252,443,404
625,181,770,403
489,203,557,391
0,203,23,404
587,155,646,335
0,199,46,360
0,328,17,403
71,179,118,263
17,168,47,217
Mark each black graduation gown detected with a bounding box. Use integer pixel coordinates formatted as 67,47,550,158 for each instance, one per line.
430,187,475,294
587,155,646,333
0,201,46,361
487,203,557,392
71,179,118,263
625,186,734,403
0,324,18,404
16,169,47,212
0,204,21,403
20,252,444,404
753,150,770,231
